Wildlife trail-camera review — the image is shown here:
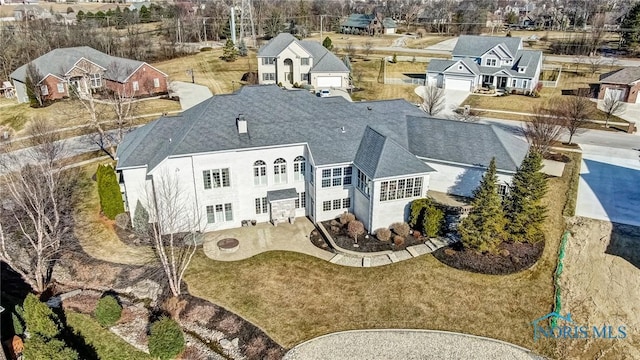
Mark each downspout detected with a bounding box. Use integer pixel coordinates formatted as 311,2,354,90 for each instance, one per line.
190,157,202,232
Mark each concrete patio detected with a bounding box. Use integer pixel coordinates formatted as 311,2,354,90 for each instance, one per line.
202,217,334,262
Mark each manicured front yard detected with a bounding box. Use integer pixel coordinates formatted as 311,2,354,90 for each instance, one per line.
66,312,152,360
184,153,581,358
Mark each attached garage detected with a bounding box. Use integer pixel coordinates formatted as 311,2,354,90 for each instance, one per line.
445,77,473,91
604,87,626,102
316,76,342,88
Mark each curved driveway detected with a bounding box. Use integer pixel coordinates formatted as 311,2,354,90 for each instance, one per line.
284,329,545,360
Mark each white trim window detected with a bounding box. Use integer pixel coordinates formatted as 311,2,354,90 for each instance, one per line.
380,177,423,202
255,197,268,214
40,85,49,96
295,192,306,209
523,80,528,88
153,78,160,88
321,166,352,188
274,158,287,184
294,156,306,181
89,73,102,88
253,160,267,186
132,81,139,91
262,73,275,81
203,168,230,189
262,58,275,65
56,83,65,93
357,169,370,197
322,200,331,211
498,184,509,197
301,58,309,66
206,203,233,223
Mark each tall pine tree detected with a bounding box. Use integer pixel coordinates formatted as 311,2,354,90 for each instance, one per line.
622,3,640,49
458,158,506,253
504,151,548,243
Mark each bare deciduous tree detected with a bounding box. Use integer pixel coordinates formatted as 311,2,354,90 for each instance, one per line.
450,105,481,122
588,56,604,74
0,119,75,293
363,40,373,59
25,62,46,107
421,85,446,116
601,94,626,128
521,105,564,156
555,96,593,145
140,170,202,297
345,41,356,59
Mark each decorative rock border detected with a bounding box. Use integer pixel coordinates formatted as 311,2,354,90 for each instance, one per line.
317,223,458,268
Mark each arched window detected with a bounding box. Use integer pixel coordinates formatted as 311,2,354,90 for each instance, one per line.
293,156,306,181
253,160,267,186
274,158,287,184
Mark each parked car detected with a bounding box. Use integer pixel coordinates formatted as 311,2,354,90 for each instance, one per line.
318,89,330,97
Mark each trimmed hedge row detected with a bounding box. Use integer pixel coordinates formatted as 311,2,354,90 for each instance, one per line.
96,164,125,220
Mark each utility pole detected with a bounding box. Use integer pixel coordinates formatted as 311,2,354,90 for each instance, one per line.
320,15,324,41
203,18,207,43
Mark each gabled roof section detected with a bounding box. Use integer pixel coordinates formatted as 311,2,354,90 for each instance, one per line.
427,59,458,73
257,33,298,57
382,18,397,28
10,46,145,83
483,43,514,59
599,67,640,85
453,35,522,58
354,126,434,179
341,14,375,28
406,117,528,172
299,41,349,73
512,50,542,78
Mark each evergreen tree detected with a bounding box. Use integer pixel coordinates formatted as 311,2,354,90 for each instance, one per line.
133,200,150,235
504,151,548,243
238,39,248,57
322,36,333,51
458,158,506,253
22,294,78,360
96,164,124,220
622,3,640,48
222,39,238,62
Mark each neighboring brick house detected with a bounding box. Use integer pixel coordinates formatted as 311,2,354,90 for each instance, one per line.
10,47,168,104
598,67,640,104
340,14,397,35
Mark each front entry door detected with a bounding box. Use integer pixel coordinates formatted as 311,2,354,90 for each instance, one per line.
498,77,508,89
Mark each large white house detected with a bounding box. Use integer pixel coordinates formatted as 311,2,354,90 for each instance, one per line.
426,35,543,93
116,85,528,233
257,33,350,90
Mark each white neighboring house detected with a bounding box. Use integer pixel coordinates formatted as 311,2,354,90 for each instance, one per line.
257,33,350,90
116,85,528,233
426,35,543,93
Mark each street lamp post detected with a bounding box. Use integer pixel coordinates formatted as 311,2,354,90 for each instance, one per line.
186,69,194,83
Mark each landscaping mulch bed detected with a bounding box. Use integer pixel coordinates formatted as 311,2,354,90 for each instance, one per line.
317,220,426,253
309,228,336,253
432,241,544,275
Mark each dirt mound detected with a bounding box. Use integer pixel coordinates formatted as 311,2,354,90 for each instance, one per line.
559,217,640,359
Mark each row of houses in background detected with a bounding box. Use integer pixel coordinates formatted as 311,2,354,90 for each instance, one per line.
0,1,153,23
9,46,168,104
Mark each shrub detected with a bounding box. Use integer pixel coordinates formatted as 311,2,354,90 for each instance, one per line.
114,213,130,230
391,53,397,63
218,315,242,334
423,205,445,238
375,228,391,242
339,212,355,225
393,235,405,246
13,311,24,336
347,220,364,242
390,222,410,237
132,200,149,235
163,296,187,320
200,47,213,52
94,295,122,327
149,317,185,360
96,164,124,220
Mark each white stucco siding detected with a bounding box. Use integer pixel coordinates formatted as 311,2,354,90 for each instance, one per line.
145,145,310,232
258,62,277,85
353,189,372,231
425,161,512,198
313,164,354,223
369,174,431,231
121,167,150,223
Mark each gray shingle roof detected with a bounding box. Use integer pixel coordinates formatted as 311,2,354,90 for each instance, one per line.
341,14,374,28
10,46,149,83
453,35,523,58
257,33,298,57
427,59,457,73
267,188,298,202
406,116,529,172
354,126,434,179
599,67,640,84
430,49,541,80
116,85,528,175
258,33,348,73
382,18,397,28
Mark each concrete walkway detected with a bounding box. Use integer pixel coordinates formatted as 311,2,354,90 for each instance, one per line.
202,217,334,262
169,81,213,110
283,329,545,360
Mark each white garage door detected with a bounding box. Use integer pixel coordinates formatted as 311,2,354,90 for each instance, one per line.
604,87,625,102
445,78,472,91
317,76,342,88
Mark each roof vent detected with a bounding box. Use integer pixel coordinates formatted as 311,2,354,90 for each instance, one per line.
340,126,346,133
169,138,172,143
236,114,247,134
